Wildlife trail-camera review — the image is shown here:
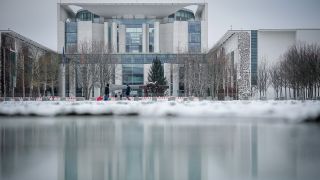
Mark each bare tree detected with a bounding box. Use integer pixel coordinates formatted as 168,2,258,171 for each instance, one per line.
269,63,281,99
1,36,15,98
257,58,269,99
91,41,113,97
47,53,59,96
279,43,320,100
16,43,29,97
28,46,42,97
77,40,92,100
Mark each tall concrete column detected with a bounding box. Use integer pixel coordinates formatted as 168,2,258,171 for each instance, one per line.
143,24,149,86
163,63,180,96
111,22,117,53
104,22,109,50
57,21,65,53
164,63,171,96
201,3,208,52
115,64,122,85
142,23,148,53
144,64,151,84
118,24,126,53
172,64,180,97
69,63,76,97
154,21,160,53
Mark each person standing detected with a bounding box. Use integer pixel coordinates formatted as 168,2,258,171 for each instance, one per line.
104,84,110,101
126,84,131,100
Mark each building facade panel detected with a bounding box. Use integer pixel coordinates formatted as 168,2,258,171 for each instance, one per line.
159,23,174,53
296,30,320,45
77,21,93,50
173,21,188,53
92,23,104,43
258,30,296,65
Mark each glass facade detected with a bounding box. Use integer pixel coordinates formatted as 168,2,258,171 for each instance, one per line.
76,10,92,21
188,22,201,53
75,10,102,23
122,64,144,85
66,54,205,64
126,24,143,53
251,30,258,86
170,10,195,21
65,22,77,53
124,23,145,85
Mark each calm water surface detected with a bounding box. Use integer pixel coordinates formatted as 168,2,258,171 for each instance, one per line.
0,117,320,180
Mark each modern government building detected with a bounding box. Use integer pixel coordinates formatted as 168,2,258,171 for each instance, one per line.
1,0,320,99
57,0,208,97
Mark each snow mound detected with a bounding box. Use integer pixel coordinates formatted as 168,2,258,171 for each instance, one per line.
0,100,320,123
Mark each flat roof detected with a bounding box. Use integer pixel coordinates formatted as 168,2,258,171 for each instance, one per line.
212,28,320,51
0,30,56,53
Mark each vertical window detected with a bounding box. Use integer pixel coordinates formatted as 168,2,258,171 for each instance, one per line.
251,30,258,86
122,64,144,85
126,25,143,53
65,22,77,53
188,22,201,53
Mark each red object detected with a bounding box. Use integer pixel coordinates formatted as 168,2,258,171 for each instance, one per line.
97,96,103,101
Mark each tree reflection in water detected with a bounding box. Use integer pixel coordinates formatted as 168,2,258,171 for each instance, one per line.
0,117,320,180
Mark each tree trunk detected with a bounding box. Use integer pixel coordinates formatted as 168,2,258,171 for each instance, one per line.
22,55,25,97
284,85,287,100
29,65,34,98
51,80,54,96
3,49,6,98
38,86,40,97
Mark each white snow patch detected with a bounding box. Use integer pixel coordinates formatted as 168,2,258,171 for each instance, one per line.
0,100,319,123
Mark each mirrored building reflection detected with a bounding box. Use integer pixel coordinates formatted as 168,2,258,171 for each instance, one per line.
1,118,320,180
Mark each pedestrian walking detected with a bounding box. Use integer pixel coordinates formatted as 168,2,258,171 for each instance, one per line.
104,84,110,101
126,84,131,100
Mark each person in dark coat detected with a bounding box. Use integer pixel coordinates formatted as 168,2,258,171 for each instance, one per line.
104,84,110,101
126,84,131,100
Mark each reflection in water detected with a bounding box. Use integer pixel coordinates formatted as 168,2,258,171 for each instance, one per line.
0,117,320,180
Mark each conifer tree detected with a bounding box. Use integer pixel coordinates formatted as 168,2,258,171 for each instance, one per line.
148,57,167,85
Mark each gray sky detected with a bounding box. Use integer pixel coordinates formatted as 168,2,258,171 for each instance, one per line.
1,0,320,51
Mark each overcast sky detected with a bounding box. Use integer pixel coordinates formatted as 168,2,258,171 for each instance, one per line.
0,0,320,51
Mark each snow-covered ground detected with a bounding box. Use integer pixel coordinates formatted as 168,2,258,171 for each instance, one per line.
0,100,320,123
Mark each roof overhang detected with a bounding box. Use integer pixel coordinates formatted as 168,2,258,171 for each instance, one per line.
59,0,207,18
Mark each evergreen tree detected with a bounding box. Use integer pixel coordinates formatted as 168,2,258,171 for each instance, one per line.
148,57,167,85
